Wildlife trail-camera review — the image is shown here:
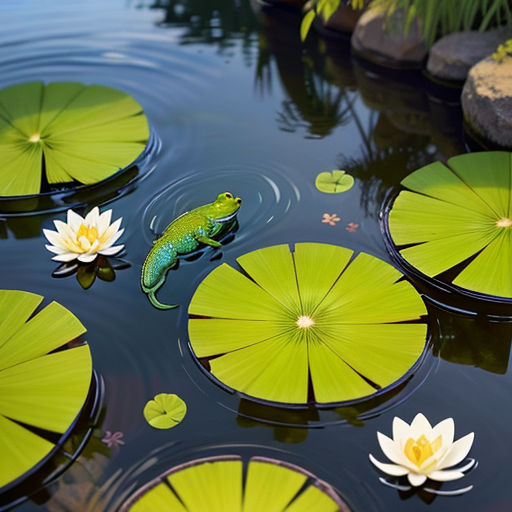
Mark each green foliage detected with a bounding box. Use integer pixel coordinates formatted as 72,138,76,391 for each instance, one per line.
388,151,512,298
315,170,354,193
188,243,427,405
0,290,92,488
493,38,512,62
300,0,366,42
143,393,187,429
125,456,343,512
372,0,512,46
0,82,149,196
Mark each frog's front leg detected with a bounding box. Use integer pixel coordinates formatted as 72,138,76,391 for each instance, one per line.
196,234,222,247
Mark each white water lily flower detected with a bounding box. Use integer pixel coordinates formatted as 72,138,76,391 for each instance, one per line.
43,207,124,263
369,413,475,487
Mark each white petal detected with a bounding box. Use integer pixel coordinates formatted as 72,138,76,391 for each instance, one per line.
99,244,124,256
100,228,124,250
54,221,79,249
67,209,84,230
43,229,66,249
78,253,98,263
54,219,72,236
97,209,112,236
89,239,100,252
52,252,79,262
428,470,465,482
369,454,409,476
432,418,454,448
438,433,474,470
85,207,100,226
407,473,427,487
102,217,123,240
377,432,408,467
79,236,91,251
45,244,67,255
393,416,411,443
410,413,433,439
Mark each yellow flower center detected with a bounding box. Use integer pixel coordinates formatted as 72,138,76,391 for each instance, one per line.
404,434,442,468
28,133,41,142
496,217,512,228
76,224,99,245
296,315,315,329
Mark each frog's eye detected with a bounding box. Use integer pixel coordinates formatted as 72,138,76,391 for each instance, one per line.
225,192,233,199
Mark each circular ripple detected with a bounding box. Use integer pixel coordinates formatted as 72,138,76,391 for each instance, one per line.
141,163,300,247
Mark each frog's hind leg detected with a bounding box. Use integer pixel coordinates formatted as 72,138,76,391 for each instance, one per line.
142,243,179,310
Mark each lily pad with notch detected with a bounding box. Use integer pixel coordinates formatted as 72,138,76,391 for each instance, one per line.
188,243,428,407
385,151,512,303
0,81,149,197
0,290,93,492
315,170,354,194
143,393,187,430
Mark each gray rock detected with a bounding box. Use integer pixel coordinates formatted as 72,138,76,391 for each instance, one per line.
427,28,512,81
462,57,512,147
351,8,427,66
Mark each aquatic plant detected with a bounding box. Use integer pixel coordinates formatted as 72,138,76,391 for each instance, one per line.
387,151,512,298
0,82,149,196
371,0,512,46
188,243,427,405
143,393,187,429
301,0,512,46
44,207,125,264
370,413,475,488
493,38,512,62
122,456,348,511
315,170,354,193
0,290,92,488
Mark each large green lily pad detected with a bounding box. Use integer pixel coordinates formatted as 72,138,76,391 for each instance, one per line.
0,81,149,196
122,456,349,512
388,151,512,299
0,290,92,489
188,243,427,406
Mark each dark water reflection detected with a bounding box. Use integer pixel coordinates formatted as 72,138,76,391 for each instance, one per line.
1,0,510,511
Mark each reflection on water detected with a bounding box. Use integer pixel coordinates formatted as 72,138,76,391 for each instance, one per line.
255,8,355,138
435,309,512,375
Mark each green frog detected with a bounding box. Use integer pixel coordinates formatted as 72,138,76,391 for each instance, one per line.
141,192,242,309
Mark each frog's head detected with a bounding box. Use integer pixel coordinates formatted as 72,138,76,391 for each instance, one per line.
213,192,242,222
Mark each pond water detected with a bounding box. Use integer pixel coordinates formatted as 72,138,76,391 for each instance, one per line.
1,0,510,511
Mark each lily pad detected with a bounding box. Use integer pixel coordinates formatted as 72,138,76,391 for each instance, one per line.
387,151,512,299
0,290,92,489
121,456,349,512
188,243,427,406
143,393,187,429
315,170,354,194
0,81,149,196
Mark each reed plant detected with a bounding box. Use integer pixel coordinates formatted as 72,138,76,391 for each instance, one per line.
301,0,512,45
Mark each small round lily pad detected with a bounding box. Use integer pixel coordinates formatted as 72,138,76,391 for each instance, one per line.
143,393,187,429
315,170,354,194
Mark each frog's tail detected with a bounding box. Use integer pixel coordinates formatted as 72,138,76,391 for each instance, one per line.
147,289,179,310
